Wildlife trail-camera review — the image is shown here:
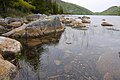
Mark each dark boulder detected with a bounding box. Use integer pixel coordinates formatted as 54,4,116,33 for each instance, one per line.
0,25,8,34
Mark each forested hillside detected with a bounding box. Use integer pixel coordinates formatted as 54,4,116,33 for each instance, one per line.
0,0,63,17
101,6,120,15
0,0,94,17
59,1,93,15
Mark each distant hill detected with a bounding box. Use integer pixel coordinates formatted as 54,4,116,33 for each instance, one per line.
58,1,93,15
101,6,120,15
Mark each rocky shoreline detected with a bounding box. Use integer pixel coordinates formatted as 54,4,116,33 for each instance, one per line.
0,14,65,80
0,14,115,79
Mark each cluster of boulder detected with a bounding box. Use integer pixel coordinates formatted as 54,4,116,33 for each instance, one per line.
0,14,65,79
61,16,91,28
2,17,64,38
0,15,64,38
60,15,114,28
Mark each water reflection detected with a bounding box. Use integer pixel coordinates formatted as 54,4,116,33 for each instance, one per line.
14,15,120,80
14,32,63,80
118,52,120,58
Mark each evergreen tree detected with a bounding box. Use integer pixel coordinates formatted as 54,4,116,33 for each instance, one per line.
52,1,59,14
0,0,64,17
59,5,64,14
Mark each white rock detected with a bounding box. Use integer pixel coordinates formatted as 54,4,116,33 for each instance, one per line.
0,36,22,53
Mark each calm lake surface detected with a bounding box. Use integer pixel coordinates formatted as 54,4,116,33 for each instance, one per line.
14,15,120,80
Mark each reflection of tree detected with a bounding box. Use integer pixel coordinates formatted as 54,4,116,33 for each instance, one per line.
20,45,44,68
17,30,63,68
81,30,90,48
14,31,63,80
17,31,63,47
14,44,45,80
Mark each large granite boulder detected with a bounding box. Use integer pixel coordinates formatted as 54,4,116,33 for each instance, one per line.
0,57,17,80
26,14,47,21
0,36,21,53
2,16,65,38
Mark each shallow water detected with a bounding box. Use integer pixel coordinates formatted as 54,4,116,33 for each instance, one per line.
14,15,120,80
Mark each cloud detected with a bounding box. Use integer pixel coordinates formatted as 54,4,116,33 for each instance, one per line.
62,0,120,12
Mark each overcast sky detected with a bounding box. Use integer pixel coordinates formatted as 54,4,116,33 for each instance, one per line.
62,0,120,12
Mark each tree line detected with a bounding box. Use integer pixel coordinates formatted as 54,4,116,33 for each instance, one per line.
0,0,64,17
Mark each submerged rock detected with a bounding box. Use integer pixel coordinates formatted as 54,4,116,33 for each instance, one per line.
54,60,61,66
96,53,120,80
2,16,64,38
103,72,113,80
0,58,17,80
0,36,21,53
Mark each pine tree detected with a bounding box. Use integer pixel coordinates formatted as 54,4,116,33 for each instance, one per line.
52,1,59,14
59,5,64,14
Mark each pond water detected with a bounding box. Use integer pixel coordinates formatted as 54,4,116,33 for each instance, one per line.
14,15,120,80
